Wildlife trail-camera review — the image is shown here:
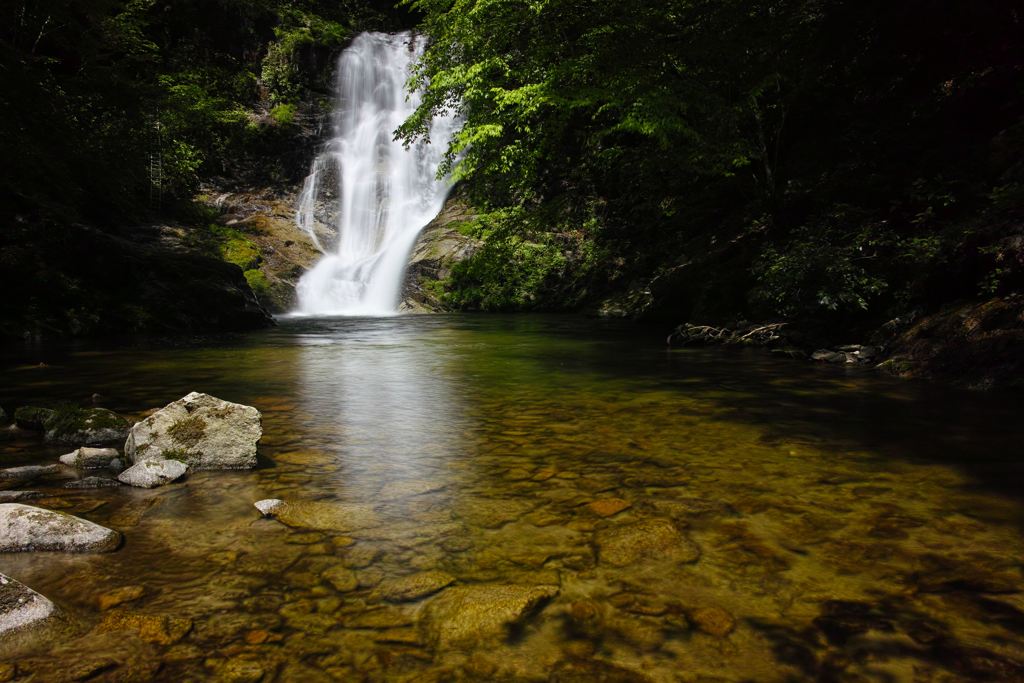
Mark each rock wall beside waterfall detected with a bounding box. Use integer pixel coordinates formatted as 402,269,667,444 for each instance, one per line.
401,194,480,312
203,188,323,313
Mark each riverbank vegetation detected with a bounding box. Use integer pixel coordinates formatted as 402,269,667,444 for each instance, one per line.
402,1,1023,337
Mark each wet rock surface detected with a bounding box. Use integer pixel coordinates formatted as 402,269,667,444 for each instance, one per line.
126,392,261,470
117,459,187,488
0,503,121,552
59,447,119,469
0,573,55,637
596,519,701,566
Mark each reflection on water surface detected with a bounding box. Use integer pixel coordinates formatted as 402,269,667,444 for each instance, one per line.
1,315,1023,681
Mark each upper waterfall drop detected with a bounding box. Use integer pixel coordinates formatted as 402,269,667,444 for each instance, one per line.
293,32,458,316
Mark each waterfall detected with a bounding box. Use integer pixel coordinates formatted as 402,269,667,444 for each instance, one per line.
293,32,458,316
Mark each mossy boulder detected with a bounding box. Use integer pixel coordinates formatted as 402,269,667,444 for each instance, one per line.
13,406,57,431
125,392,261,470
44,407,130,445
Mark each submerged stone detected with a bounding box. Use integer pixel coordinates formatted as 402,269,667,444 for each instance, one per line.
690,606,736,637
59,447,119,469
96,609,192,645
595,519,700,566
98,585,145,611
65,476,122,489
125,392,262,470
0,503,121,552
371,571,456,602
418,583,560,647
117,459,187,488
254,499,379,533
0,491,43,502
0,464,60,481
0,572,56,637
588,498,632,517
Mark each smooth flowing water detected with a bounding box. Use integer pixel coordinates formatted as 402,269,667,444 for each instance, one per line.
294,32,458,316
1,316,1023,681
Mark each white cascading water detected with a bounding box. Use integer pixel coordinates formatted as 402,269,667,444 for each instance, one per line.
293,32,458,316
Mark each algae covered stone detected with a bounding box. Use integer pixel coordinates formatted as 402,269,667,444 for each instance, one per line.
44,407,130,445
125,392,262,470
254,499,379,533
372,571,455,602
0,572,56,637
0,503,121,552
418,583,559,647
595,518,701,566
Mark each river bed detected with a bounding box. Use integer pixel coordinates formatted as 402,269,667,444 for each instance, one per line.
1,315,1022,681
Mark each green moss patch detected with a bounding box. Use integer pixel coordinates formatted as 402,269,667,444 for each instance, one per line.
167,415,207,448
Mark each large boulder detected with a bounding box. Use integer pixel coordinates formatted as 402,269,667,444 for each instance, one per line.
0,504,121,552
0,573,57,637
125,392,261,470
117,459,187,488
417,584,560,647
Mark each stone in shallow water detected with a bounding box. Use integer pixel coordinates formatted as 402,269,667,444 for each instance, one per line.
0,503,121,552
595,518,700,566
0,491,42,502
96,610,192,645
65,476,121,489
0,572,56,636
588,498,632,517
418,584,560,647
98,585,145,611
323,566,359,592
45,407,130,445
371,571,455,602
689,606,736,637
117,459,187,488
59,447,119,469
125,392,261,470
254,499,379,533
0,464,59,481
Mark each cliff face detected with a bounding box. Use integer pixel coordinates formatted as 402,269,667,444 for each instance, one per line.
206,189,322,314
401,195,479,312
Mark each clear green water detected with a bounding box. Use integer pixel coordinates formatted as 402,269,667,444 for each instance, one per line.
1,315,1023,681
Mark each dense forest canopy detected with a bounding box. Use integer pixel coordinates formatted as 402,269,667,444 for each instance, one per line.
1,0,1022,342
401,0,1023,325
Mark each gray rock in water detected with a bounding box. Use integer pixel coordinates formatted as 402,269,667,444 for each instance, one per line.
65,477,122,489
59,447,119,469
0,464,60,481
418,584,559,647
117,459,187,488
125,392,262,470
109,457,125,473
44,407,130,445
0,503,121,552
0,572,57,636
0,491,43,502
